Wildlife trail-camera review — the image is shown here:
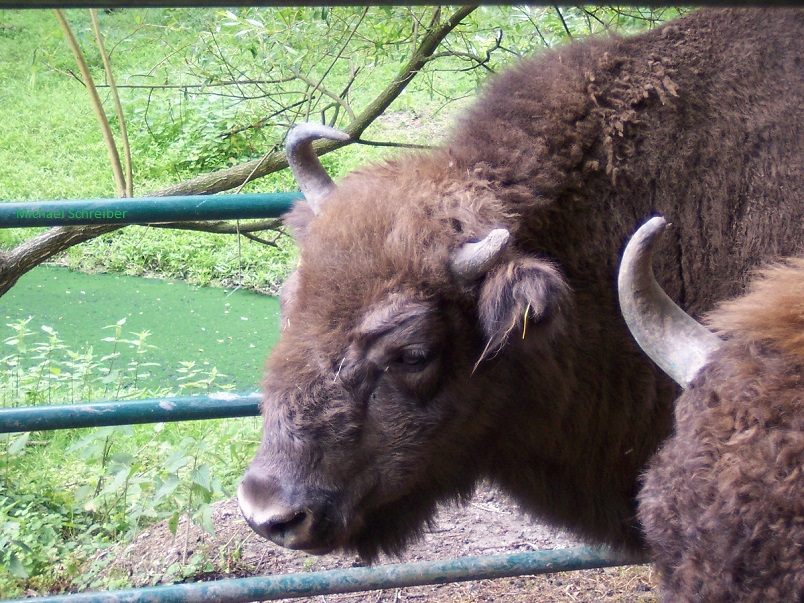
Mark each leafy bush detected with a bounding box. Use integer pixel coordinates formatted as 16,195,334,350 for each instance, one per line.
0,319,260,596
64,225,297,294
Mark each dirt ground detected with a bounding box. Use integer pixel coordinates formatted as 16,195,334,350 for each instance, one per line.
98,483,659,602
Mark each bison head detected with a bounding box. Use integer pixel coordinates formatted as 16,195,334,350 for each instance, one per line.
238,124,572,560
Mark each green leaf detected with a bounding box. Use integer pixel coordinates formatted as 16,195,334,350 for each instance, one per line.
7,432,29,456
101,467,131,494
163,450,190,473
151,474,181,504
73,484,94,503
109,453,135,467
101,369,120,384
9,551,29,579
198,504,215,535
167,511,180,535
190,464,212,492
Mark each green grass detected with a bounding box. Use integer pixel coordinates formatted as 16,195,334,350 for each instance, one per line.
1,417,263,596
0,10,127,201
1,297,265,596
64,224,297,292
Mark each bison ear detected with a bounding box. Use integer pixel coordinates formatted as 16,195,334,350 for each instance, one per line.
477,258,571,358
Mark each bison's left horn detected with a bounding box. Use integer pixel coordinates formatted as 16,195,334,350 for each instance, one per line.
286,123,350,215
618,216,723,388
450,228,511,283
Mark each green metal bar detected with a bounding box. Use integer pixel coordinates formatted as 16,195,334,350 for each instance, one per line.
0,193,301,228
0,392,260,433
0,547,645,603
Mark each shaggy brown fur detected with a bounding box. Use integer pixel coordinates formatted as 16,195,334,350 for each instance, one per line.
639,259,804,602
239,9,803,561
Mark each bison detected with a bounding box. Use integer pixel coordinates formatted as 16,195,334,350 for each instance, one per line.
618,216,803,602
238,8,803,561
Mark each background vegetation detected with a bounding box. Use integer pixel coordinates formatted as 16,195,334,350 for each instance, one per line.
0,6,679,596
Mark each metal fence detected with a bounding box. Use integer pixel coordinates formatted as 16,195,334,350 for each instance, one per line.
2,547,636,603
0,194,299,228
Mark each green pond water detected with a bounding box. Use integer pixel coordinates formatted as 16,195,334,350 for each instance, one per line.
1,265,282,391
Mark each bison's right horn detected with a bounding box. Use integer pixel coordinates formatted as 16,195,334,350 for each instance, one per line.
618,216,723,388
450,228,511,283
286,123,350,215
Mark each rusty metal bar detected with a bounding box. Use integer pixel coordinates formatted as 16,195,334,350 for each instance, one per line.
0,547,645,603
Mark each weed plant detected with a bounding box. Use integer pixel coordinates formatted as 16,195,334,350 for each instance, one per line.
0,318,261,596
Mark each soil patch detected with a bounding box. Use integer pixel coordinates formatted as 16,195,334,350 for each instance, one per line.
98,483,658,602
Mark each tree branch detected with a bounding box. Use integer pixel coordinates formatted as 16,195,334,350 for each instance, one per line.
345,5,478,141
54,9,127,197
553,6,573,40
355,139,433,150
0,5,478,298
292,69,356,123
149,219,283,237
91,8,133,197
425,29,503,74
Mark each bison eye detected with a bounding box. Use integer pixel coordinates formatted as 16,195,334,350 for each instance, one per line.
394,348,431,371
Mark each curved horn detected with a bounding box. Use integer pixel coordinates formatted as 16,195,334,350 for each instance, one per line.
286,123,350,215
618,216,723,388
450,228,511,283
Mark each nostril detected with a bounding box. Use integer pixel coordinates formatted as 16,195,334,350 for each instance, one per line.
265,509,309,540
246,506,318,550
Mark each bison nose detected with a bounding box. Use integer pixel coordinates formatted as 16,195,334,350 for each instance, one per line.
242,502,315,548
237,472,323,552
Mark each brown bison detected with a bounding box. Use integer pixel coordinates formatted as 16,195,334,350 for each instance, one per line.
619,216,803,602
238,8,802,561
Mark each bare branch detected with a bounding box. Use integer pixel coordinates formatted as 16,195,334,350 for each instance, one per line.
54,9,127,197
582,8,608,33
240,230,285,247
303,7,368,123
91,9,133,197
96,77,296,90
149,219,284,237
515,7,551,49
425,29,503,74
292,69,356,122
355,138,433,150
220,99,308,139
553,6,573,40
345,5,478,141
